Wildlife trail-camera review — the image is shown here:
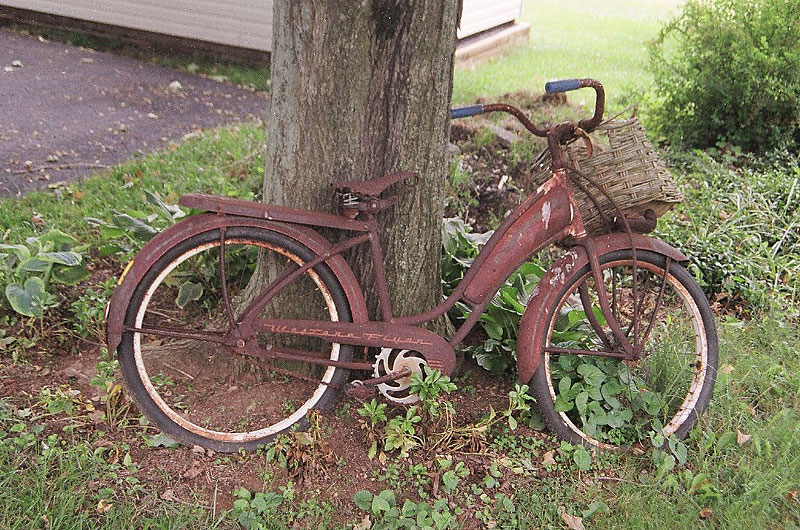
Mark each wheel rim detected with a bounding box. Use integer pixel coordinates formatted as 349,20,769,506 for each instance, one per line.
131,236,341,444
543,258,709,448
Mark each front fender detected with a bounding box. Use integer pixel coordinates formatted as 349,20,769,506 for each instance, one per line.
105,213,368,355
516,233,688,384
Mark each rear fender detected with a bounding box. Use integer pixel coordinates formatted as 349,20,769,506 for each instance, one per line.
516,233,688,383
105,213,368,354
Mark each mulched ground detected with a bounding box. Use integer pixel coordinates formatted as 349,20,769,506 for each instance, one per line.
0,27,268,197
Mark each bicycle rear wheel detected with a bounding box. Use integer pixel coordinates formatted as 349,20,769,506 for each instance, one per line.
118,226,354,452
530,249,718,449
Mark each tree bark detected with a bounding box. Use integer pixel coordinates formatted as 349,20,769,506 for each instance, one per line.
263,1,460,325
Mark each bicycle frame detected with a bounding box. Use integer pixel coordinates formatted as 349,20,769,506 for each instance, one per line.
172,170,585,373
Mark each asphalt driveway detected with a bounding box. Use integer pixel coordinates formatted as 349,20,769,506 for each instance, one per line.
0,27,268,197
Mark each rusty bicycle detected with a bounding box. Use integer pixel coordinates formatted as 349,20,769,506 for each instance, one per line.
106,79,718,452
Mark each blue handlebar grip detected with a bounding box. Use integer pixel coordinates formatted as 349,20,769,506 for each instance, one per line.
450,104,484,119
545,79,582,93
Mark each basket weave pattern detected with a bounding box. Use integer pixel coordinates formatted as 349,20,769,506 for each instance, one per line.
531,118,683,236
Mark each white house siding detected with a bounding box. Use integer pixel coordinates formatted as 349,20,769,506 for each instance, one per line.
0,0,273,51
1,0,521,51
458,0,522,39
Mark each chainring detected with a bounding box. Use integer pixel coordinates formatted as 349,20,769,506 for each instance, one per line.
373,348,427,404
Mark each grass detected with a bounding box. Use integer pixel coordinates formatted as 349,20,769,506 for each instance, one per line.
452,0,685,108
0,401,219,529
0,124,266,245
510,314,800,529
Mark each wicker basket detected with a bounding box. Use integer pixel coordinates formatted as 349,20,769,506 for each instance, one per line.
530,118,683,237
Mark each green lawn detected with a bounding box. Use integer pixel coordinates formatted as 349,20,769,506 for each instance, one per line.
452,0,685,107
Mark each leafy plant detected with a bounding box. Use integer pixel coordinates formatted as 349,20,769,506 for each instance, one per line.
70,278,116,341
0,230,89,317
89,349,132,428
648,0,800,152
441,218,545,374
357,399,388,460
384,407,422,457
86,190,185,256
231,487,285,530
353,489,459,530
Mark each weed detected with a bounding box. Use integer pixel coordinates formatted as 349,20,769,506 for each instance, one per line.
353,489,460,529
357,398,388,459
264,412,334,479
384,407,422,457
89,350,133,429
70,278,116,342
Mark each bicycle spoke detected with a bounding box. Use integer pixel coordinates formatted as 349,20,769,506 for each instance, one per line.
218,227,237,329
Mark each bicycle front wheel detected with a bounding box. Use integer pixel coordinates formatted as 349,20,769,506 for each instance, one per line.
530,249,718,449
118,226,354,452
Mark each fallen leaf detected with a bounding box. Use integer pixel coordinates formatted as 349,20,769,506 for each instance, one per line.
787,490,798,502
353,514,372,530
145,432,179,448
718,364,734,375
88,410,104,424
11,60,23,68
161,488,175,501
191,445,205,455
543,450,557,466
30,215,45,226
559,506,585,530
96,499,113,513
736,430,752,446
699,507,713,519
183,461,203,479
169,81,183,91
147,113,159,119
3,66,12,72
81,58,95,63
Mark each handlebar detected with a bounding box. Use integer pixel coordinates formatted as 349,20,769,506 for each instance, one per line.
449,78,605,139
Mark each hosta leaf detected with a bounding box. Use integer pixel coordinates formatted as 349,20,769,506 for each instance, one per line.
18,258,49,272
175,282,203,308
112,212,159,241
38,229,77,250
39,251,81,266
0,244,30,262
51,264,90,285
474,352,509,374
5,277,47,317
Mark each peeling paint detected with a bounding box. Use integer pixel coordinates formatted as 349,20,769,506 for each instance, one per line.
542,201,551,230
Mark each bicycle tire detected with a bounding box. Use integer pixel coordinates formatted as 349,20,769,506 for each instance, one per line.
118,226,354,452
530,249,718,449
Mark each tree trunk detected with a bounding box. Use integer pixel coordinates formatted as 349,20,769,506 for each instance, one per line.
263,1,460,325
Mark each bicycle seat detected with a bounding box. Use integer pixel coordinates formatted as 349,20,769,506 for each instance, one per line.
332,171,418,197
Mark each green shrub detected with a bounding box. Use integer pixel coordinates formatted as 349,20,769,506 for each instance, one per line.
648,0,800,152
656,147,800,310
